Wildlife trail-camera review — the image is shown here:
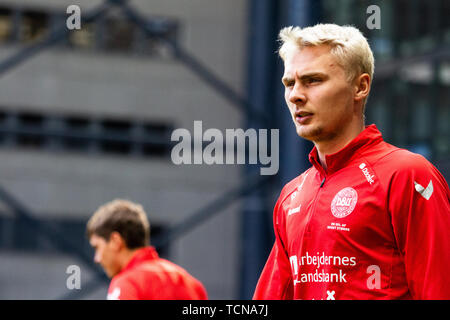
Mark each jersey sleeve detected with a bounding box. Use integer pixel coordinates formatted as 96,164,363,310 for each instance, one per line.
253,193,293,300
387,153,450,299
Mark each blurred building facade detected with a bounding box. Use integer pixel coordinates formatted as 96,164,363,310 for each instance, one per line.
321,0,450,176
0,0,247,299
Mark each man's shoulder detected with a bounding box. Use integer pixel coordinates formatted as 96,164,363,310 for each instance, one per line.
112,260,158,284
109,259,166,297
368,145,448,191
108,270,142,299
278,167,315,202
120,257,196,281
108,260,175,299
372,146,435,174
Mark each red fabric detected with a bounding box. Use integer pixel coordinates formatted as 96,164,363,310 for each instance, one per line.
254,124,450,300
107,247,208,300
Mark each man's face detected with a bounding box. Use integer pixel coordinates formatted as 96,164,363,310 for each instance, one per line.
282,44,358,144
89,234,121,278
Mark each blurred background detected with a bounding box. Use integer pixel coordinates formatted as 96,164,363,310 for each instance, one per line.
0,0,447,299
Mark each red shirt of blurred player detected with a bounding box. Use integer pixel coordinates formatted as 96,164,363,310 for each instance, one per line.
87,199,207,300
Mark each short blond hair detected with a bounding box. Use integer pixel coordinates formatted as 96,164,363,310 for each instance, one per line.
279,23,374,83
87,199,150,248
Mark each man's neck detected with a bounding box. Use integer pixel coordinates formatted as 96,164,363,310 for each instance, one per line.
315,122,365,172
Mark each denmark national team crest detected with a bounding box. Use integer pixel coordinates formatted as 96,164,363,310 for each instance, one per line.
331,187,358,218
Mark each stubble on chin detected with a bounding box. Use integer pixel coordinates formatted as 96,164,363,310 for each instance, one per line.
296,124,338,144
296,124,322,141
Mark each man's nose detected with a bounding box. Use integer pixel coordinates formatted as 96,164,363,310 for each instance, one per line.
94,251,101,264
289,83,306,105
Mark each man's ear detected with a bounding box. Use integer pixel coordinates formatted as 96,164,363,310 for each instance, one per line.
354,73,371,102
109,231,125,251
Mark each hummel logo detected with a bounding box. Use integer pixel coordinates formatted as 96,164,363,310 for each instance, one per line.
414,180,433,200
297,171,310,192
359,163,375,185
326,290,336,300
291,191,298,200
288,205,301,216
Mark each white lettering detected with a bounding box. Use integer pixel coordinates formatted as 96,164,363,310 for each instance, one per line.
203,128,224,164
170,121,279,175
66,265,81,290
183,304,216,318
366,5,381,30
170,128,192,164
360,163,375,184
367,265,381,289
288,205,301,216
289,255,298,276
337,197,352,207
66,5,81,30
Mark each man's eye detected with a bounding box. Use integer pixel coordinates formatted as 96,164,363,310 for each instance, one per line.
308,78,321,83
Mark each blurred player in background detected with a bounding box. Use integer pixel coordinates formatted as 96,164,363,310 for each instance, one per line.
254,23,450,300
87,199,208,300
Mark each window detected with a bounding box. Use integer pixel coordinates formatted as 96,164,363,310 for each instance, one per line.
0,7,13,44
21,10,49,43
0,4,179,57
0,108,174,158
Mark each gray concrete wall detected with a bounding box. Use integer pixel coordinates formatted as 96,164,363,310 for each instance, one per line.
0,0,249,299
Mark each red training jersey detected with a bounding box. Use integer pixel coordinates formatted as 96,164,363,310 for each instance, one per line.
107,246,208,300
254,124,450,300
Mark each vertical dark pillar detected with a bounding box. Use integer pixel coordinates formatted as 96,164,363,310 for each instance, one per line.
240,0,322,299
239,0,278,300
277,0,321,187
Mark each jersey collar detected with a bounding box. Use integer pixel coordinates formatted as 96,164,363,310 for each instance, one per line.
308,124,384,176
121,246,159,273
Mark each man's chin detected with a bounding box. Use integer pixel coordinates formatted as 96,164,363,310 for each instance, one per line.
104,269,116,278
296,125,319,141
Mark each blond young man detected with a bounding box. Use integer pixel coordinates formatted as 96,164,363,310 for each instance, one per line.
253,24,450,300
87,199,208,300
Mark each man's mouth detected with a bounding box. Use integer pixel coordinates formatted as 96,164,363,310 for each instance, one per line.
295,111,313,124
